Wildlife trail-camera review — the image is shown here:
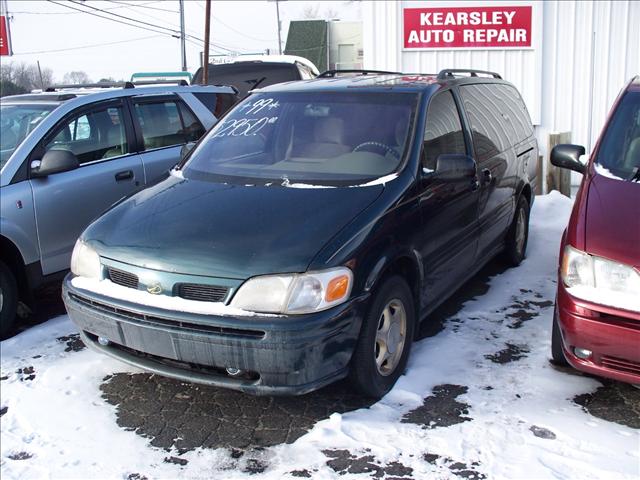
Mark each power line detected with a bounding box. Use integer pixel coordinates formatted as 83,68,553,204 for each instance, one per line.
13,35,163,55
10,1,163,15
105,1,179,14
46,0,180,38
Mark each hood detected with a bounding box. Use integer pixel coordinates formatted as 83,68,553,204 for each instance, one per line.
84,175,384,279
585,173,640,268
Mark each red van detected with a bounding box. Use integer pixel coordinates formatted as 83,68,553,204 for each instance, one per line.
550,76,640,384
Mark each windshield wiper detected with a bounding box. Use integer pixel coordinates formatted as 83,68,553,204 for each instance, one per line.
627,167,640,182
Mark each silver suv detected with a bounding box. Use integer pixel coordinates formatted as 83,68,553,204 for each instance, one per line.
0,83,237,335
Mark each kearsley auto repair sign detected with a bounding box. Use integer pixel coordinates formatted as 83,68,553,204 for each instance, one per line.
404,6,532,49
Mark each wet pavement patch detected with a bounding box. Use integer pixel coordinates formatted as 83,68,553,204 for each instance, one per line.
8,451,33,460
16,366,36,382
290,469,312,477
485,343,530,364
100,373,375,451
423,453,486,479
505,298,553,329
56,333,86,353
323,450,413,478
573,381,640,429
127,474,148,480
529,425,556,439
163,455,188,466
401,384,472,429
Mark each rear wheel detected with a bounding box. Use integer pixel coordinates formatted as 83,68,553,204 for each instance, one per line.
551,304,568,365
0,260,18,338
503,195,530,266
350,276,415,398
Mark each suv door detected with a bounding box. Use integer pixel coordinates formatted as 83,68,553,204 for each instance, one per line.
131,96,205,183
29,100,144,275
458,83,516,259
418,90,479,306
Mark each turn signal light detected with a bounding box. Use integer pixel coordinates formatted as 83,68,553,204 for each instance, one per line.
326,275,350,302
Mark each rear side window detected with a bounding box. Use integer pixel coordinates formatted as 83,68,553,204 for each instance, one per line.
134,100,204,149
460,83,533,161
423,91,467,171
193,92,237,118
44,105,128,164
193,63,300,97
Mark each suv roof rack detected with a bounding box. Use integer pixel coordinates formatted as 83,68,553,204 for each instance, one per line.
45,82,134,91
318,69,402,78
437,69,502,80
44,79,191,92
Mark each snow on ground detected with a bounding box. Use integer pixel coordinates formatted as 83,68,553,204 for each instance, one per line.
1,192,639,479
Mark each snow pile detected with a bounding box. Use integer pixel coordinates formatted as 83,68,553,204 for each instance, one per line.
2,192,639,479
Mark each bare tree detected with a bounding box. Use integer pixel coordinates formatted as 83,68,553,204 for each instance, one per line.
324,7,339,19
302,4,320,19
0,61,54,92
63,71,91,85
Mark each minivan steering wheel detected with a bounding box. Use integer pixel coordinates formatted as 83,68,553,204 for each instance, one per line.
353,141,400,160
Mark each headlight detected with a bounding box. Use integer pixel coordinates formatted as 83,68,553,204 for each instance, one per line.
70,240,102,279
561,245,640,312
230,267,353,314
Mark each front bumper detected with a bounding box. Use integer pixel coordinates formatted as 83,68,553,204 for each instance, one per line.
556,282,640,384
63,274,368,395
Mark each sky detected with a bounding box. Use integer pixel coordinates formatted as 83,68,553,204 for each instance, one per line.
2,0,362,81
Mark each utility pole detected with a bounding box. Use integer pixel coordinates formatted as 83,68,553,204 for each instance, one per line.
36,60,44,89
202,0,211,84
179,0,186,71
275,0,282,55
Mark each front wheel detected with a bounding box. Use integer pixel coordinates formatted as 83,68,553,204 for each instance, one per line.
503,195,530,266
349,276,415,398
0,260,18,338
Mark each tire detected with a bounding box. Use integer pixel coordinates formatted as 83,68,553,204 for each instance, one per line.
0,260,18,338
349,275,416,398
551,303,568,365
503,195,530,267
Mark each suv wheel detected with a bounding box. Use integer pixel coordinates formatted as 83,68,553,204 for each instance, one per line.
0,260,18,338
551,304,568,365
504,195,530,266
350,275,415,398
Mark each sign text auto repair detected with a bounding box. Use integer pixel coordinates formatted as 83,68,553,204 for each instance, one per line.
404,6,532,49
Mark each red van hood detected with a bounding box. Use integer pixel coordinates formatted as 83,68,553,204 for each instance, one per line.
585,173,640,268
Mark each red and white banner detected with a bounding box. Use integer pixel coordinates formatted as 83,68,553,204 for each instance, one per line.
0,15,11,56
403,6,532,49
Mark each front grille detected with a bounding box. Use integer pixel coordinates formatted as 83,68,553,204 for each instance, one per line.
108,267,139,289
601,355,640,376
178,283,229,303
69,293,265,339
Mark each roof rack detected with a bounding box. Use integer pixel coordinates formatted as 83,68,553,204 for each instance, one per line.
45,82,134,91
437,69,502,80
318,69,402,78
44,79,190,92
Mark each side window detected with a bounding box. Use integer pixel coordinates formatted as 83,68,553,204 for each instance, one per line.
459,83,531,161
423,91,466,171
177,101,205,142
134,99,205,149
44,105,128,164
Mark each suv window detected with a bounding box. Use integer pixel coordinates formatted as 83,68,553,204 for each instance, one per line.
423,91,466,171
134,99,204,149
193,92,237,118
460,83,532,161
596,91,640,180
44,105,128,164
193,63,301,97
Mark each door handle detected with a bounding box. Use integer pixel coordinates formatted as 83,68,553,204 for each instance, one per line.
482,168,493,185
115,170,134,182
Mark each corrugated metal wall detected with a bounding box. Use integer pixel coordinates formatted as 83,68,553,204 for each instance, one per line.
363,0,640,189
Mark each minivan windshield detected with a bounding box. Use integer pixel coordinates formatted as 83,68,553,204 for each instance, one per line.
596,91,640,181
1,103,55,168
183,92,418,186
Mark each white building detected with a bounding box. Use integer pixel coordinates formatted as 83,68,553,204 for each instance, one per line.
363,0,640,192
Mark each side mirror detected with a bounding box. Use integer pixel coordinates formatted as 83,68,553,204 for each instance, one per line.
180,141,196,161
551,144,586,174
435,154,477,181
32,149,79,177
